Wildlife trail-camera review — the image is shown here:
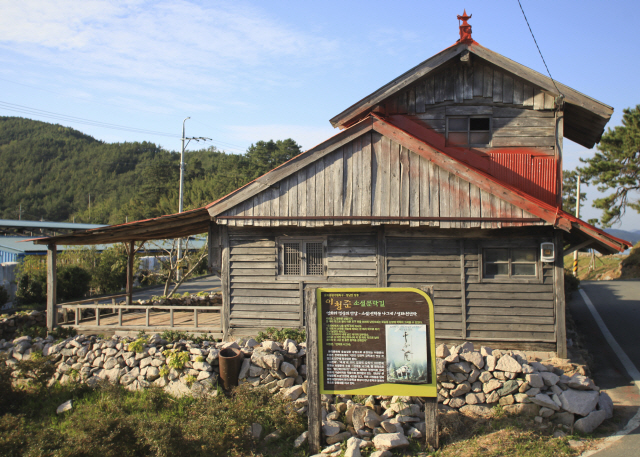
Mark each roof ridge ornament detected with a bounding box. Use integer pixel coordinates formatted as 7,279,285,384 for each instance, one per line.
457,10,473,44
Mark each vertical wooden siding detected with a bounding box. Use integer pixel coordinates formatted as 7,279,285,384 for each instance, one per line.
385,237,463,339
228,230,377,328
219,132,541,228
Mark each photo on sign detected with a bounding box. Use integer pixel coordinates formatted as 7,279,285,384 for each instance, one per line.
385,324,429,384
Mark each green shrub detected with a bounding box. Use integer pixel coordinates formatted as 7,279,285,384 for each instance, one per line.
159,365,169,377
16,260,91,306
256,327,306,344
163,349,190,370
16,324,47,339
564,269,580,298
128,337,148,353
0,286,9,308
57,265,91,302
16,270,47,306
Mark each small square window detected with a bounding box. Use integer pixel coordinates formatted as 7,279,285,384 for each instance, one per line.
279,238,326,277
447,116,491,146
484,247,537,279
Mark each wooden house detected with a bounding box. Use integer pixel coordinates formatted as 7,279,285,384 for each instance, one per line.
204,14,629,355
36,13,630,355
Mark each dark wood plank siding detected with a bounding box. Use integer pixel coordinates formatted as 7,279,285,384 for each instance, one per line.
228,229,377,328
385,237,463,339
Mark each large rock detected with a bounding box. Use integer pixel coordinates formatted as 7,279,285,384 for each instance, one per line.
495,355,522,373
344,437,362,457
323,421,342,437
280,362,298,378
465,392,485,405
436,343,450,358
568,374,597,391
574,409,608,433
451,382,471,397
530,394,560,411
326,431,351,445
459,351,484,369
372,432,409,451
483,379,502,394
485,355,497,371
560,389,600,416
540,371,559,386
448,362,472,374
526,373,544,389
497,380,519,397
436,359,446,375
503,403,540,416
598,392,614,420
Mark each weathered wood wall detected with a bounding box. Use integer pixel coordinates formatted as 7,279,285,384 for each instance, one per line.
390,59,556,117
227,229,377,329
224,225,557,347
219,132,543,228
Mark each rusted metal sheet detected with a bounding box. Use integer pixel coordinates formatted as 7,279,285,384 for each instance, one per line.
488,153,557,206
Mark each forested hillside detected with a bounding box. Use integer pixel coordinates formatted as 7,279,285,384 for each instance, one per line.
0,117,301,224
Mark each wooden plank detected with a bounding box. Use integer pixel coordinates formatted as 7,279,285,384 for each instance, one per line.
463,64,473,100
429,161,439,226
352,136,362,221
434,72,444,103
230,239,275,248
232,318,301,327
380,135,391,218
408,150,420,227
324,149,335,225
388,259,460,267
415,81,425,113
328,269,377,277
289,173,299,223
544,92,555,110
454,64,464,103
305,288,321,454
231,283,299,290
492,69,503,103
232,289,301,298
493,126,554,137
389,140,400,218
492,107,554,118
387,267,462,275
328,246,376,255
230,269,276,276
493,117,555,128
307,161,316,226
230,261,276,269
328,254,376,262
328,237,376,247
446,105,492,115
408,87,416,115
460,240,466,339
523,83,534,106
221,226,230,340
399,146,410,220
436,321,462,330
466,330,555,341
334,148,344,225
230,254,274,262
377,227,385,288
466,291,554,300
503,74,514,104
444,66,454,101
297,167,307,227
419,155,429,225
328,261,377,270
450,173,459,229
387,275,461,283
231,304,299,313
46,244,57,330
459,178,470,229
467,306,554,316
315,155,325,222
466,283,552,292
483,65,493,98
473,63,483,97
533,87,544,110
231,296,300,305
513,78,524,105
362,132,372,218
467,299,554,308
229,247,275,255
270,184,279,227
467,322,555,332
342,142,353,220
555,231,566,357
425,76,435,105
492,136,555,147
439,168,450,228
372,132,383,219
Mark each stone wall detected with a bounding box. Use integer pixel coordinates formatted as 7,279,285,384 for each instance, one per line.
0,310,45,340
0,336,614,455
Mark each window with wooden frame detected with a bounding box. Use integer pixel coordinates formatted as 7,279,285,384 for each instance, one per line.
446,116,492,146
482,247,538,280
278,238,326,278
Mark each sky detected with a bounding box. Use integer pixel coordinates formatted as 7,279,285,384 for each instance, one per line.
1,0,638,230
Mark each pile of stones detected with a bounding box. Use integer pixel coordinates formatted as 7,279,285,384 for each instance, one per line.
0,310,45,340
435,342,613,434
1,335,614,452
0,332,307,401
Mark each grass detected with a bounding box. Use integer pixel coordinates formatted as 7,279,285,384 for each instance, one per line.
563,252,623,281
0,362,307,457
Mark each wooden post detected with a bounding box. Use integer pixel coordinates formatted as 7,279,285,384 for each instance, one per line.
377,226,385,287
170,309,174,327
299,281,304,327
459,240,467,339
305,288,322,454
75,307,79,326
95,300,100,326
554,231,567,358
145,308,150,327
555,110,564,208
220,226,230,340
194,309,198,328
46,244,57,331
118,308,123,326
423,397,439,449
126,240,134,306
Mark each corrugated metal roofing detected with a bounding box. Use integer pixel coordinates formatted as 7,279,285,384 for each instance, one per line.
0,220,106,231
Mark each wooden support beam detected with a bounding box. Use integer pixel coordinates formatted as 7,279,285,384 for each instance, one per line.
554,231,567,358
126,240,134,306
46,244,57,331
305,287,321,454
221,226,231,340
563,239,593,257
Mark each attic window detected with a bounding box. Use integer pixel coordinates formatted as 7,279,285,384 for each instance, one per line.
447,116,491,146
279,238,326,277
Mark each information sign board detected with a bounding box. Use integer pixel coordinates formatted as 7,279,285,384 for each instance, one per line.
317,287,436,397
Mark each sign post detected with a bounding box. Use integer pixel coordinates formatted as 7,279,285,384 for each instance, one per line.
306,287,438,453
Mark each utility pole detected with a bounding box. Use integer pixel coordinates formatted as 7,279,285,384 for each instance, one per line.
89,193,91,223
177,117,190,281
19,203,21,220
573,175,581,277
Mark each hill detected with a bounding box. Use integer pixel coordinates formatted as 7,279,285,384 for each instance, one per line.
0,117,300,225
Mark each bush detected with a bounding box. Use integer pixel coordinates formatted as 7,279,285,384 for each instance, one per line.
15,270,47,306
0,286,9,308
57,265,91,302
256,327,306,344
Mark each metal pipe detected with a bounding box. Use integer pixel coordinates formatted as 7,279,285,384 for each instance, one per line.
177,117,190,281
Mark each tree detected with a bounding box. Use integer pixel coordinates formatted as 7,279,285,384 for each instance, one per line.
578,105,640,227
562,170,587,216
150,237,209,298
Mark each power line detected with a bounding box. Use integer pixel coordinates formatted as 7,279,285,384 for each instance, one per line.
516,0,564,98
